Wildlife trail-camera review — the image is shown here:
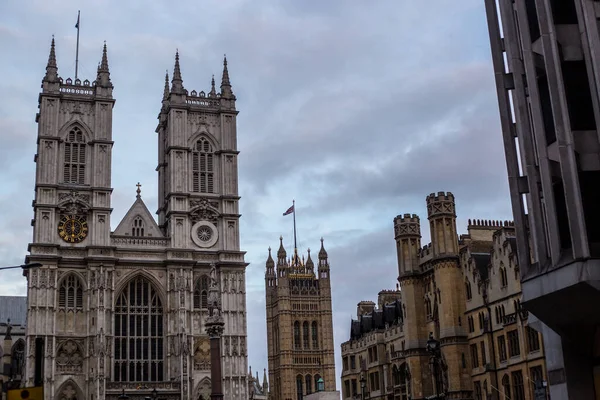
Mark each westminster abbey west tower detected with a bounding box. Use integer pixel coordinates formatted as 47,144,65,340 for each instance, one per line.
264,239,337,400
23,39,248,400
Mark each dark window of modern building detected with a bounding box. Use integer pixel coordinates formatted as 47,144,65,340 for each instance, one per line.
537,69,557,145
524,0,541,41
550,0,578,24
508,330,521,357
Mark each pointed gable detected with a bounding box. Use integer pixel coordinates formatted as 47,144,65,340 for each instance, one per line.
112,197,163,238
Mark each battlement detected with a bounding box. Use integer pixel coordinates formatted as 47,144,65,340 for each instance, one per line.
393,213,421,238
186,89,221,108
394,213,420,224
419,243,433,258
468,219,514,228
426,191,455,204
426,191,456,218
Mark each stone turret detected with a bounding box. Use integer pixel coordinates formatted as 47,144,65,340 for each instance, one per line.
426,192,459,257
394,213,422,276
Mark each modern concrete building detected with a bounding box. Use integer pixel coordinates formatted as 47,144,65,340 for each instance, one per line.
484,0,600,398
264,239,337,400
340,194,550,400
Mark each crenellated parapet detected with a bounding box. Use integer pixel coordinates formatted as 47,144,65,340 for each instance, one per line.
394,213,421,238
468,219,514,228
426,191,456,219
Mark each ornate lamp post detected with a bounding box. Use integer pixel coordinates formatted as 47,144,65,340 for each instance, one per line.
360,375,367,400
205,264,225,400
426,333,442,399
118,388,129,399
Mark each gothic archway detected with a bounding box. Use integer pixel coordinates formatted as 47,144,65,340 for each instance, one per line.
195,377,211,400
55,379,83,400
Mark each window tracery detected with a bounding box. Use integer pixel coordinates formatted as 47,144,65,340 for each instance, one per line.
303,321,309,349
114,276,164,382
56,340,83,373
192,137,214,193
294,321,301,349
193,275,210,309
58,275,84,311
63,126,86,184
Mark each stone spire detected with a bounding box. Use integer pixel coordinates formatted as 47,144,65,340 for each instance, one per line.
209,74,217,98
96,41,112,88
171,50,185,94
277,236,287,265
163,70,170,100
318,237,328,260
306,248,314,270
266,247,275,268
43,37,59,83
263,368,269,391
220,55,234,99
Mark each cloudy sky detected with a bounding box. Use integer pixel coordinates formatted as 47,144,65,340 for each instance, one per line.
0,0,513,390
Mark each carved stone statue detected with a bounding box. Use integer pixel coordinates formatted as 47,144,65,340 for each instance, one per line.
5,318,12,340
210,263,217,288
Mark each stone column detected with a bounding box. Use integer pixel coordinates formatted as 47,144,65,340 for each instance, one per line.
206,263,225,400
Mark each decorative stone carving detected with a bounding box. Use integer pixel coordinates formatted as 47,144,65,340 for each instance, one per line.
190,198,219,223
58,191,91,215
56,340,84,373
193,336,211,370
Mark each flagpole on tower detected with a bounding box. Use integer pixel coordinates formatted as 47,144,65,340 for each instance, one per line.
293,199,297,252
75,10,80,80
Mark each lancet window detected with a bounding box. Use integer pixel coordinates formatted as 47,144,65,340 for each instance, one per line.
193,275,210,309
303,321,310,349
63,127,86,184
294,321,301,349
58,275,83,311
114,276,164,382
132,216,145,237
192,137,214,193
312,321,319,349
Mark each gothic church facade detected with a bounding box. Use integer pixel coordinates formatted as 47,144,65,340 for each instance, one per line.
23,39,248,400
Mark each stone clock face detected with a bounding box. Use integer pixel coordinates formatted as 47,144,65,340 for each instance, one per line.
58,215,88,243
191,220,218,248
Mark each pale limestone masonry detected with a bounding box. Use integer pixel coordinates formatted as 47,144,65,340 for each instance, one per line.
24,40,248,400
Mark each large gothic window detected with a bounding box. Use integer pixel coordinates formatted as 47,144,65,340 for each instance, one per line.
312,321,319,349
114,276,164,382
58,275,83,311
193,275,210,309
192,138,214,193
63,126,86,184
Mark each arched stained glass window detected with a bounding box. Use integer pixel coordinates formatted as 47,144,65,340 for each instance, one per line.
114,276,164,382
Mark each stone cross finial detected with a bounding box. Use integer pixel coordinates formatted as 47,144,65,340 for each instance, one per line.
136,182,142,198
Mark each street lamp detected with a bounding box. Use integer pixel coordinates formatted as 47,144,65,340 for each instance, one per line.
118,389,129,399
360,375,367,400
0,263,43,271
426,332,442,399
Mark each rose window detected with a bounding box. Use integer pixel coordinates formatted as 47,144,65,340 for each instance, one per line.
197,226,213,242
